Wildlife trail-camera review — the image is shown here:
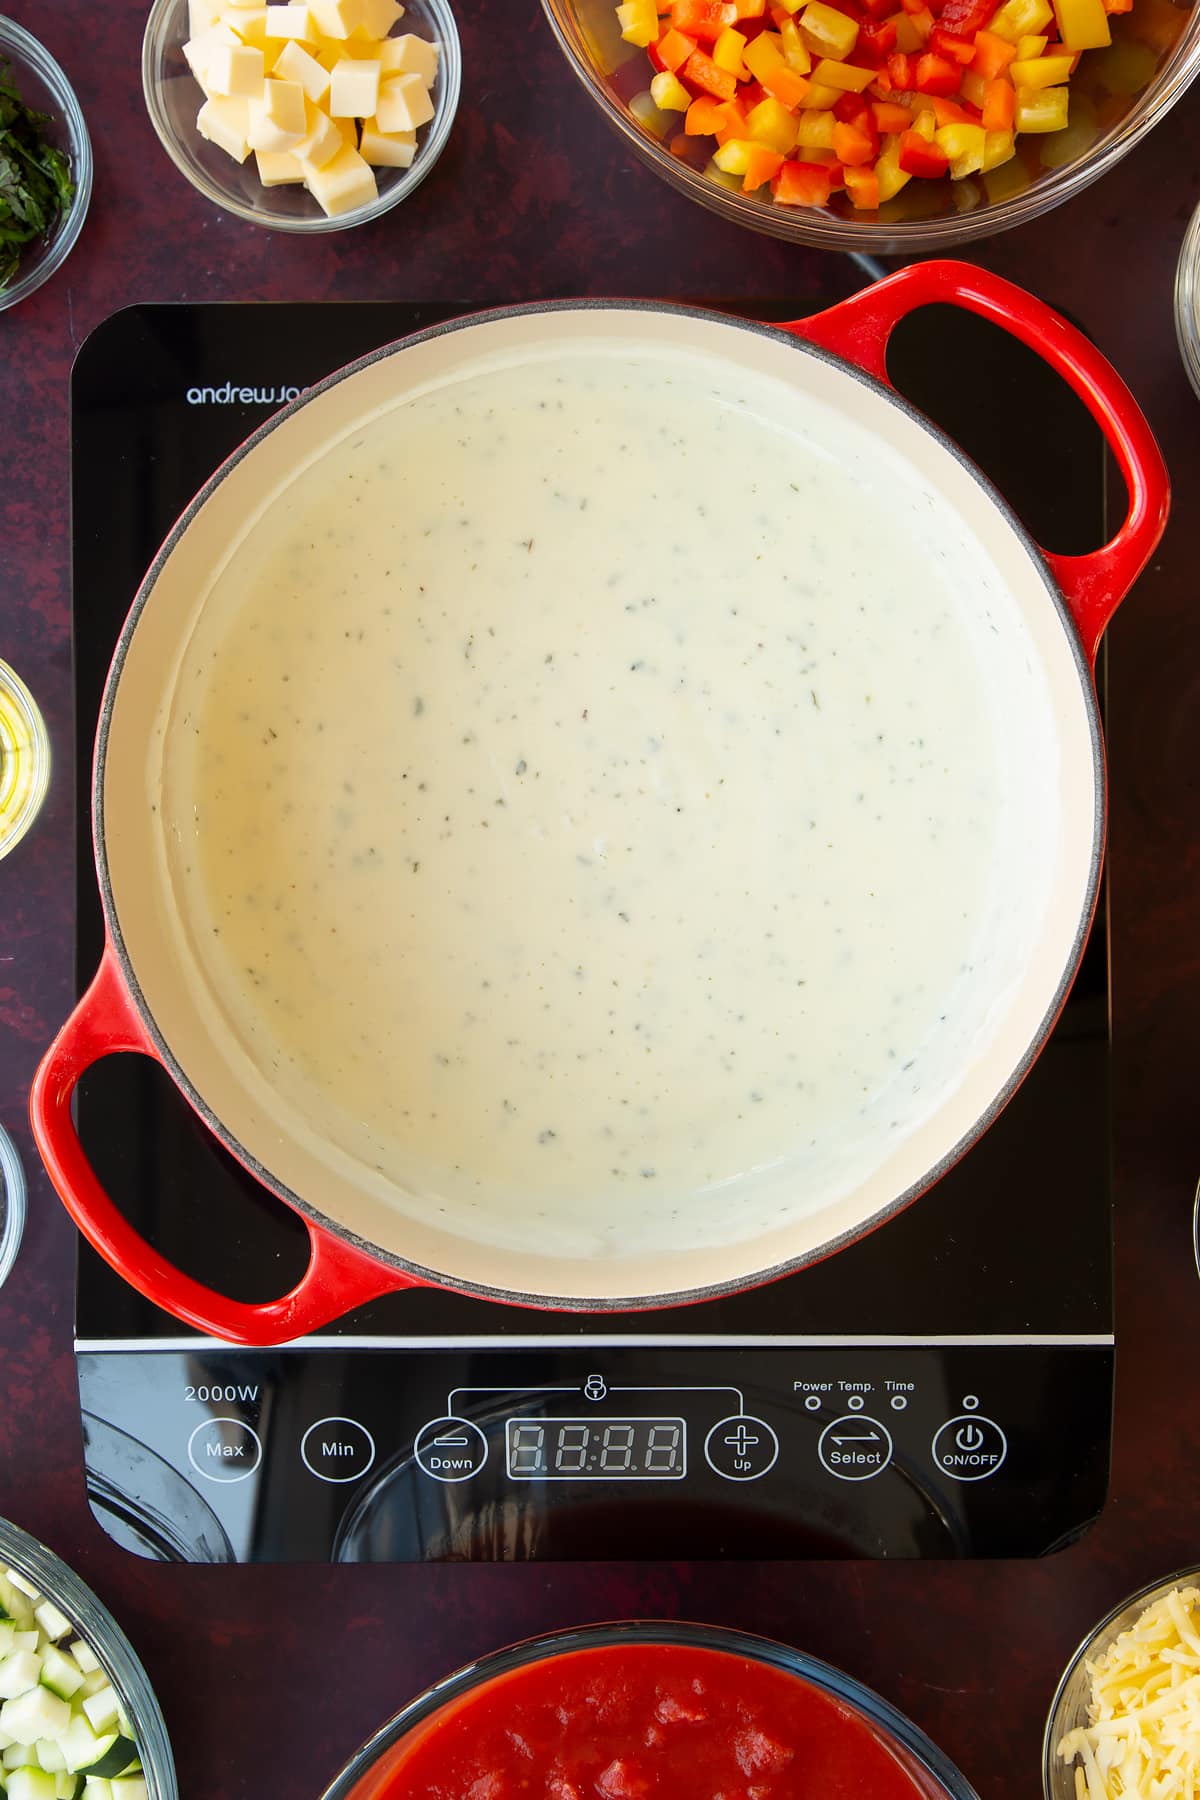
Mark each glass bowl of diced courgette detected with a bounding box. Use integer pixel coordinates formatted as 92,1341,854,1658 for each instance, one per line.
541,0,1199,249
0,1517,176,1800
141,0,461,231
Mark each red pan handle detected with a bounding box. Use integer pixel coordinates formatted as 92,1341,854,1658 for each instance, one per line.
779,258,1170,667
29,944,417,1346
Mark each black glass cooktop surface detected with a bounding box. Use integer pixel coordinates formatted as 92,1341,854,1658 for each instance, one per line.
70,297,1113,1562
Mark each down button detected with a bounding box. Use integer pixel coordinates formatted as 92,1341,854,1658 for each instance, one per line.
931,1414,1007,1482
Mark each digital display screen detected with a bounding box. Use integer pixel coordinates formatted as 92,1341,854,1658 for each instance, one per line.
506,1417,687,1481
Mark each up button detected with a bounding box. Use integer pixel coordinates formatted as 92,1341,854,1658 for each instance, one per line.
932,1414,1007,1481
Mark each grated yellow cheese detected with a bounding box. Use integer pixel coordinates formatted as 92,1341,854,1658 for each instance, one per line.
1057,1587,1200,1800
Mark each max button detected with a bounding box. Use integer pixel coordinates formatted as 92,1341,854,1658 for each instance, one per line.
932,1414,1007,1481
301,1417,376,1484
187,1417,262,1484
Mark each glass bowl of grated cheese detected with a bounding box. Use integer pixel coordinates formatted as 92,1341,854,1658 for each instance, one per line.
1044,1571,1200,1800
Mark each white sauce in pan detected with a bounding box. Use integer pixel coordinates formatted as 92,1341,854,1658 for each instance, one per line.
162,346,1010,1257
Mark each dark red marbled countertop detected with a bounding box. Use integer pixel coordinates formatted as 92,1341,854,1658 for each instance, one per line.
1,3,1199,1796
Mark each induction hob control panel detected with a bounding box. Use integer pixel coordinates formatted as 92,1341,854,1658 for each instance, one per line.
77,1342,1111,1562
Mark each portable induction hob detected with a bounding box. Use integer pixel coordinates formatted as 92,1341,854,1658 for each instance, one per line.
69,297,1114,1564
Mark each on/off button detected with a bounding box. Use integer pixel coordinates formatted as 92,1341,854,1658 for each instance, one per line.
931,1415,1007,1481
301,1417,377,1484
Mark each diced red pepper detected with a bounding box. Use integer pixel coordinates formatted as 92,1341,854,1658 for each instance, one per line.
981,72,1014,125
831,118,876,161
898,126,950,172
886,48,915,83
772,158,835,203
934,0,996,32
738,77,767,107
647,39,668,70
681,46,739,95
860,0,896,17
672,0,738,40
913,49,961,89
833,89,870,120
871,97,913,128
929,24,977,58
858,17,899,55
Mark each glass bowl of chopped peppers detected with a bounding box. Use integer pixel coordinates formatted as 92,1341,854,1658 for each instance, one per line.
0,18,92,311
1043,1567,1200,1799
542,0,1199,246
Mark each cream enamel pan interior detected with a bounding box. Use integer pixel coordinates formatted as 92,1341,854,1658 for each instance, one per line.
91,301,1104,1310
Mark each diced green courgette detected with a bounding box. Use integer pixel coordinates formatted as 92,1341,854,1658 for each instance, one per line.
7,1767,57,1800
29,1615,68,1654
0,1693,70,1748
0,1658,43,1705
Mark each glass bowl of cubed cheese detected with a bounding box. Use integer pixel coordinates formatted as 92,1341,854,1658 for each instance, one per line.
0,1517,176,1800
142,0,461,228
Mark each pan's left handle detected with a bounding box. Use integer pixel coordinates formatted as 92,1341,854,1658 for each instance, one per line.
776,259,1170,667
30,944,417,1345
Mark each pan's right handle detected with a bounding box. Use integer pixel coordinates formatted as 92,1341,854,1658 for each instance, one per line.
30,945,417,1345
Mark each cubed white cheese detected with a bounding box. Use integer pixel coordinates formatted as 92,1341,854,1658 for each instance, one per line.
182,22,240,87
359,116,415,165
255,147,306,182
329,55,380,115
294,96,344,165
189,0,226,31
381,31,436,81
307,0,365,36
265,2,312,33
359,0,404,34
230,8,272,48
303,142,377,213
220,0,263,9
204,40,266,96
196,94,253,160
249,81,306,149
274,38,331,101
374,70,433,131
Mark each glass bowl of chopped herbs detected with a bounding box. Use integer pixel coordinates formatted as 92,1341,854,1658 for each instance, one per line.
0,17,91,311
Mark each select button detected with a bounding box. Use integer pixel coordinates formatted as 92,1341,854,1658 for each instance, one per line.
301,1417,377,1484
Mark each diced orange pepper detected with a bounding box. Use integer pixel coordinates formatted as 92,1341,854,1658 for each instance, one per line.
981,72,1016,123
658,25,699,66
734,0,767,13
871,98,913,128
971,26,1018,71
760,62,812,103
681,46,740,95
1101,0,1132,13
685,93,727,130
672,0,738,40
831,118,876,160
843,163,881,204
712,96,750,137
742,143,787,184
929,92,975,120
772,157,834,202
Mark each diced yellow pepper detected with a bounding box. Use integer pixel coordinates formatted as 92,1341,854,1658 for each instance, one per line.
794,105,837,144
629,88,674,135
1051,0,1110,48
1015,83,1069,126
982,126,1016,167
1010,52,1074,83
775,0,809,11
812,55,875,88
779,18,813,69
743,30,785,77
1015,33,1048,55
650,68,692,107
874,134,911,201
909,103,937,136
745,95,801,150
892,11,923,48
801,80,843,105
798,1,859,59
987,0,1052,41
935,119,987,176
712,25,748,71
959,67,987,105
712,136,757,171
616,0,659,45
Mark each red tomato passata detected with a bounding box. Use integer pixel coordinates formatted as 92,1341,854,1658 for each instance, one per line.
362,1645,931,1800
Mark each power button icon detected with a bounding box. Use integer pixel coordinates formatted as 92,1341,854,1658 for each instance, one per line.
932,1414,1007,1481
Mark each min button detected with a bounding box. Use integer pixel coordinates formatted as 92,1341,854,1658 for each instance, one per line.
301,1417,377,1484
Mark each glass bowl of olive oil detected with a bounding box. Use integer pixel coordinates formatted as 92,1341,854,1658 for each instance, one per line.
0,659,51,860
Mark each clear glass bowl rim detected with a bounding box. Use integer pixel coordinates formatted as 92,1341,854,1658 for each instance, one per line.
140,0,462,233
0,17,94,310
319,1619,981,1800
540,0,1200,251
1042,1564,1200,1799
0,1517,178,1799
1174,198,1200,398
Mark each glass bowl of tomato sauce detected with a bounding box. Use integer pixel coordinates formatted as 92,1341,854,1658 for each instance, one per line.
318,1621,980,1800
541,0,1199,249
